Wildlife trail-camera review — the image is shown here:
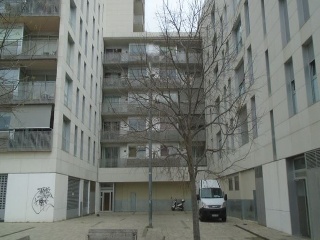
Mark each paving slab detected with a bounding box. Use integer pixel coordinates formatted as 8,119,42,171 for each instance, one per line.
0,212,308,240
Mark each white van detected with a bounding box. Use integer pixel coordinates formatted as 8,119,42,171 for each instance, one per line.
197,179,227,222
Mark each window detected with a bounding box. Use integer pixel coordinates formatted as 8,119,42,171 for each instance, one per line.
261,0,267,36
0,113,10,130
64,74,73,109
77,53,81,80
85,31,88,56
234,176,240,190
76,88,79,117
303,40,319,104
69,0,77,31
297,0,310,27
223,86,227,110
74,125,78,156
216,131,222,159
91,45,94,68
79,18,83,45
129,146,146,158
160,145,178,157
239,105,249,146
80,130,84,160
67,34,75,67
95,83,98,105
129,44,146,55
89,105,92,130
103,121,120,132
211,4,215,27
94,111,97,134
265,50,271,96
88,137,91,162
83,62,87,89
270,110,277,160
128,118,146,131
236,61,245,96
93,141,96,165
92,17,95,40
234,21,242,54
247,46,254,84
279,0,290,46
251,96,258,138
90,76,93,98
285,59,298,115
62,116,71,152
215,97,220,123
244,1,250,36
228,178,233,190
82,96,85,123
86,0,89,23
230,118,235,149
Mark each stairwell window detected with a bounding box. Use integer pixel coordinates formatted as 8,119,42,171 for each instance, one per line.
239,105,249,146
62,116,71,152
279,0,290,46
303,40,319,105
297,0,310,27
285,59,298,115
64,74,73,109
234,20,242,54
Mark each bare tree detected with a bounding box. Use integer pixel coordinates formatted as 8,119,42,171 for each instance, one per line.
103,0,258,239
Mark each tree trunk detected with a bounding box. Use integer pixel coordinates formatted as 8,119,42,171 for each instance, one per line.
189,167,200,240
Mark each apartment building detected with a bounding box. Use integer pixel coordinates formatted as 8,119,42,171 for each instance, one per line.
100,0,206,211
0,0,103,222
203,0,320,238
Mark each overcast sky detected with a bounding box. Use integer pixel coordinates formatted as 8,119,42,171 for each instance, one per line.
145,0,164,32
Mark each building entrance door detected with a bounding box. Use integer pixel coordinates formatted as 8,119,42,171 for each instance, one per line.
100,191,113,211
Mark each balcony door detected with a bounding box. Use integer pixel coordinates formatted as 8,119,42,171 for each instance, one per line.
104,147,119,167
100,191,113,212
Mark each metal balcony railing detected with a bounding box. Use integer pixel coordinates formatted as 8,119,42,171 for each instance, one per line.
0,38,58,57
0,0,60,16
101,103,148,115
0,129,53,152
100,156,207,168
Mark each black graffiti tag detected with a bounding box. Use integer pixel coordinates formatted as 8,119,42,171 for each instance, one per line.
32,187,54,214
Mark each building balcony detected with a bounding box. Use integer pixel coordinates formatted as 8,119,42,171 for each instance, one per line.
101,103,148,116
101,129,205,143
1,81,55,104
0,0,60,16
100,156,207,168
0,129,53,152
0,38,58,59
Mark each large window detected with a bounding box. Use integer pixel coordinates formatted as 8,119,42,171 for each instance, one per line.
129,44,146,55
128,118,145,131
128,145,146,158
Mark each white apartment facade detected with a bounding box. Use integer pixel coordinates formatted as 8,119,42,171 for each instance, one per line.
0,0,103,222
100,0,205,212
203,0,320,239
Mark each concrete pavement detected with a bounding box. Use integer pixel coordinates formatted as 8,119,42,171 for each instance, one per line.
0,212,308,240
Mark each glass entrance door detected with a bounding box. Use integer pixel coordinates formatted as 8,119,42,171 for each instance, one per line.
100,191,113,211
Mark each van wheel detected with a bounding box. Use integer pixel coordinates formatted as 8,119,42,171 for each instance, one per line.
221,216,227,222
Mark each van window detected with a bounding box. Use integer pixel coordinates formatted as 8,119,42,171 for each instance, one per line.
200,188,223,198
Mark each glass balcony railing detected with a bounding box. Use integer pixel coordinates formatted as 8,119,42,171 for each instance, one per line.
0,129,53,152
0,0,60,16
0,38,58,57
100,156,207,168
1,81,55,103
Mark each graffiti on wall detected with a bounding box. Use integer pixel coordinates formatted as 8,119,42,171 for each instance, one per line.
32,187,54,214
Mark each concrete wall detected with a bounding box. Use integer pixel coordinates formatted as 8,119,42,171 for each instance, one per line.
263,160,292,234
114,182,190,211
5,173,56,222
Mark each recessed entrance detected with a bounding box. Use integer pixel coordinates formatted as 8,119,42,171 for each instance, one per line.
100,191,113,211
